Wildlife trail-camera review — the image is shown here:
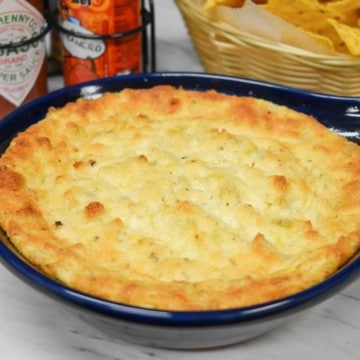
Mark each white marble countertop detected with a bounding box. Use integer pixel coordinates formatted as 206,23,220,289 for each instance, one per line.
1,1,359,359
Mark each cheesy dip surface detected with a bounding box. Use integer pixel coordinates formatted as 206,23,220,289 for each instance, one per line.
0,86,359,310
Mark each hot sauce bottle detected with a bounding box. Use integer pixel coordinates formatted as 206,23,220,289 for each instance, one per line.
58,0,142,86
0,0,48,119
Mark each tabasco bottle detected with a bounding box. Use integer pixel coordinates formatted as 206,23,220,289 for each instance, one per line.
0,0,48,119
58,0,142,86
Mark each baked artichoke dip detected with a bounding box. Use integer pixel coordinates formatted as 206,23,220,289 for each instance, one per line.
0,86,359,310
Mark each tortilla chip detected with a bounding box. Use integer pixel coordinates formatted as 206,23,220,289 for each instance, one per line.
262,0,349,53
203,0,267,9
201,0,359,56
263,0,344,33
203,0,245,9
306,32,337,53
328,18,360,56
326,0,360,26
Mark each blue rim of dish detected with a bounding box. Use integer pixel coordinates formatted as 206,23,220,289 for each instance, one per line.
0,72,359,327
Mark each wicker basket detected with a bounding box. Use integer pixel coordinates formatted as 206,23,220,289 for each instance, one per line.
174,0,360,96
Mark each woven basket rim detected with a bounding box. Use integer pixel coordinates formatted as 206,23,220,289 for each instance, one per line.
175,0,360,66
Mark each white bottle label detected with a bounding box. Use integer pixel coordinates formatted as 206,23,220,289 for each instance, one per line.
0,0,46,107
61,20,106,60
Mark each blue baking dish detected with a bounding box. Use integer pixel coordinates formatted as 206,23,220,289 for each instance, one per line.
0,73,359,349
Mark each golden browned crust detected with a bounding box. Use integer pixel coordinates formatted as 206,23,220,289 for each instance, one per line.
0,86,359,310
